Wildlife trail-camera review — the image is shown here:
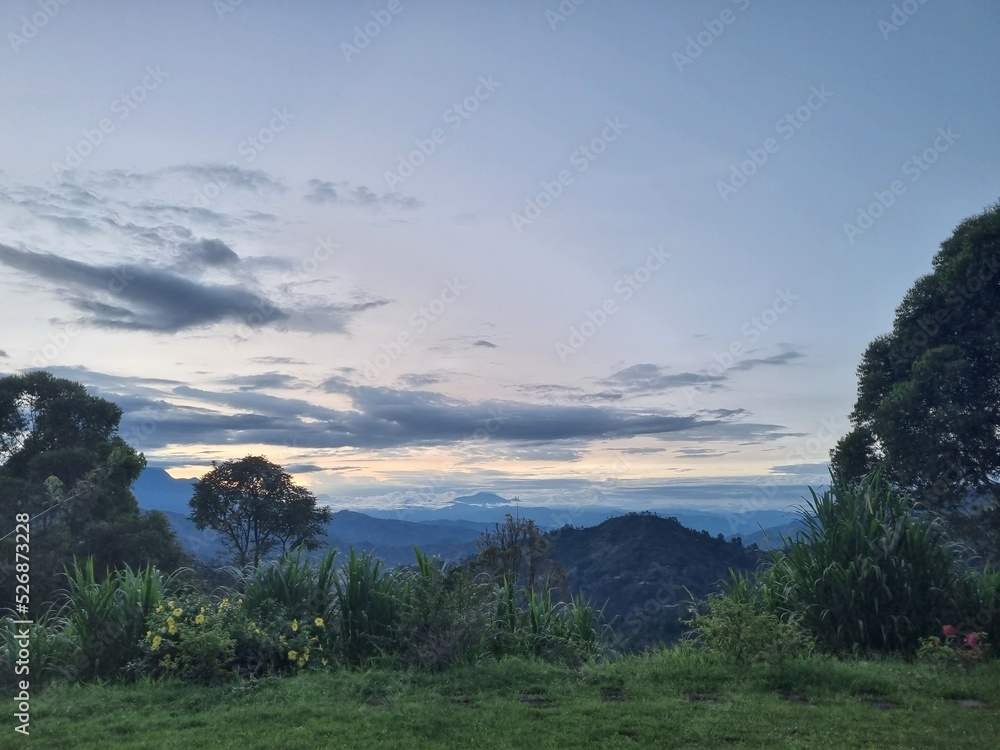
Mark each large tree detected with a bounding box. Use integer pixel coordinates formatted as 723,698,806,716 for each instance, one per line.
0,371,187,609
188,455,332,567
831,200,1000,558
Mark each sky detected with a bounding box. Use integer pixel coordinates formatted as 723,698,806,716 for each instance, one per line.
1,0,998,516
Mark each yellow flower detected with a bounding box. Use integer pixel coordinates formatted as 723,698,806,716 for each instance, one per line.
155,605,163,613
236,598,243,605
287,650,298,661
168,600,175,609
321,657,329,667
167,617,177,635
314,617,324,628
172,607,183,617
145,630,151,639
291,619,299,632
195,614,205,625
151,635,162,651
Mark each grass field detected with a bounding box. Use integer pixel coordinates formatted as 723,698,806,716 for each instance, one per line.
17,650,1000,749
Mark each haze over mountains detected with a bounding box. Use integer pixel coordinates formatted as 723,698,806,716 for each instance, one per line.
134,468,802,564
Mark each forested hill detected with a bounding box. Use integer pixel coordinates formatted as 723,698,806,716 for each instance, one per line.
549,513,762,650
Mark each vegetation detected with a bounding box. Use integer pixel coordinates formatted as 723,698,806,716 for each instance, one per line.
720,472,999,656
23,652,1000,748
831,200,1000,561
0,371,187,610
188,455,332,567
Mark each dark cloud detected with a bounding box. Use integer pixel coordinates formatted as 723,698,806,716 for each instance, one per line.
397,372,449,388
598,363,725,394
0,350,8,358
674,447,737,459
285,464,326,474
62,372,789,456
181,239,240,266
0,243,286,332
616,447,665,455
304,179,421,210
729,350,805,370
218,372,307,391
769,462,830,476
472,339,497,348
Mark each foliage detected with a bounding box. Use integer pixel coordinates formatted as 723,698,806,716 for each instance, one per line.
0,372,187,609
917,624,990,668
474,511,563,595
741,472,976,655
683,589,814,663
396,551,489,671
331,548,403,665
831,200,1000,561
188,455,332,567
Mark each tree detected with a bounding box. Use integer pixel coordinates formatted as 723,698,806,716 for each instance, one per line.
474,509,563,595
0,371,188,609
831,200,1000,558
188,455,332,567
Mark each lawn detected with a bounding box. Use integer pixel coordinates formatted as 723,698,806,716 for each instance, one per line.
17,650,1000,749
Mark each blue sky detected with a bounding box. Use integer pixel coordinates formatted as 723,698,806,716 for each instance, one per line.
1,0,997,513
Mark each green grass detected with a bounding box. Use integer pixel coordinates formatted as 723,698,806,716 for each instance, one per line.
22,650,1000,748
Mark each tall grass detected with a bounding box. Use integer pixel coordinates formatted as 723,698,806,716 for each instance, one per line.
742,472,972,654
332,549,403,665
235,548,338,621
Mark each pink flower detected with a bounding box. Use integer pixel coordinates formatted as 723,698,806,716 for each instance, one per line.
964,632,979,648
942,625,958,638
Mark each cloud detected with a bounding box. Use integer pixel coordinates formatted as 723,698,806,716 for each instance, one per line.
252,356,307,365
397,372,449,388
729,350,805,370
39,368,790,458
218,372,307,391
304,179,421,210
598,363,724,394
0,350,8,358
472,339,497,348
181,238,240,266
0,243,287,333
769,462,830,476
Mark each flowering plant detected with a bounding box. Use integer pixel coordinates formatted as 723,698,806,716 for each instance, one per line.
917,624,989,667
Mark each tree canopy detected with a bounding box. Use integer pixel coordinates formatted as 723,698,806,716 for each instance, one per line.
188,455,332,567
0,371,187,609
831,200,1000,558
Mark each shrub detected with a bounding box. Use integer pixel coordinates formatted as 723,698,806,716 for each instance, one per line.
684,591,814,663
755,472,968,654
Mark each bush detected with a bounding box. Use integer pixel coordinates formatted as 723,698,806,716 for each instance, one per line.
754,472,968,654
684,591,814,663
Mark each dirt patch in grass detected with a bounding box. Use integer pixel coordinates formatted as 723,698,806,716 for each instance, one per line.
601,688,627,702
519,692,556,708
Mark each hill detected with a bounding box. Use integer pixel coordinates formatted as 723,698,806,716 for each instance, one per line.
548,512,762,650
